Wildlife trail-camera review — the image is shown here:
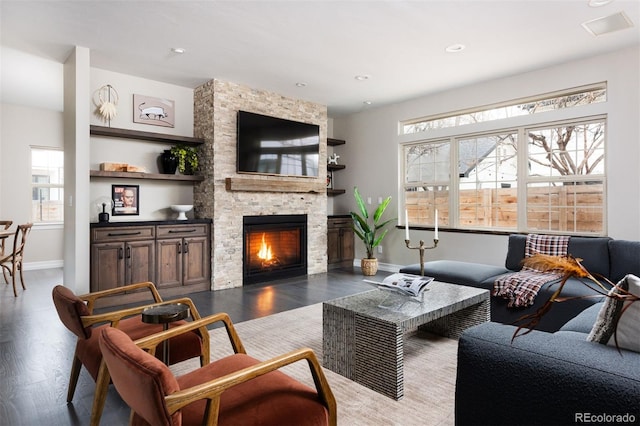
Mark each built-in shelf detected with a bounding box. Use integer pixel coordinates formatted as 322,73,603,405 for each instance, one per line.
327,138,346,195
90,125,204,145
90,170,204,182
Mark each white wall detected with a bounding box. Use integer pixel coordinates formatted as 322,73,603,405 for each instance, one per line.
0,47,65,269
89,68,196,222
0,104,64,268
333,46,640,268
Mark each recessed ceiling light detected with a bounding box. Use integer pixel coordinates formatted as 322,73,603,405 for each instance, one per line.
295,82,307,87
363,100,372,105
445,44,466,53
354,75,371,81
171,47,186,54
588,0,613,7
582,11,634,36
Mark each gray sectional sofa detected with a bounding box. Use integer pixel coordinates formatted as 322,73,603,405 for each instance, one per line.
400,234,640,332
399,234,640,425
455,304,640,425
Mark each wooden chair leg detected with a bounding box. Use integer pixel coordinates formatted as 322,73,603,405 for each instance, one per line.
18,261,25,290
11,262,17,297
67,355,83,402
90,361,111,426
1,264,9,284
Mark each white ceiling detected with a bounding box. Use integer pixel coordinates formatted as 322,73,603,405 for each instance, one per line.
1,0,639,117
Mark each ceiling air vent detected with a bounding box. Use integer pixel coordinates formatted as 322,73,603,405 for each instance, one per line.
582,11,634,36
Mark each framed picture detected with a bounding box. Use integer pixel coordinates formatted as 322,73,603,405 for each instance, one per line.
133,94,175,128
112,185,139,216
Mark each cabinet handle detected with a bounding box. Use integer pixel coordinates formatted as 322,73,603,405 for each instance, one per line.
126,246,131,258
168,229,197,233
184,241,189,253
118,247,123,259
108,231,142,237
177,241,182,254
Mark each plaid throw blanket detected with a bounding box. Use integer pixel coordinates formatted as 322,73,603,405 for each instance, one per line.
493,234,570,307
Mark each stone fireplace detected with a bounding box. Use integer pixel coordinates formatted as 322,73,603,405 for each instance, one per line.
243,214,307,285
193,79,328,290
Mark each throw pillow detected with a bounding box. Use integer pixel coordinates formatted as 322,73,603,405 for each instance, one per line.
587,274,640,353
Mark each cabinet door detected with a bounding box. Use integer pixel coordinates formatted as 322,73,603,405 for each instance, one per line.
327,227,341,264
340,226,355,262
183,236,210,286
125,240,155,285
91,242,125,291
156,238,182,288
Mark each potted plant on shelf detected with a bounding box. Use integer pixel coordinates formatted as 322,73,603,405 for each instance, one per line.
170,144,199,174
350,187,395,276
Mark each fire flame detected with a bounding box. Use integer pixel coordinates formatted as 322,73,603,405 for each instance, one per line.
257,233,273,261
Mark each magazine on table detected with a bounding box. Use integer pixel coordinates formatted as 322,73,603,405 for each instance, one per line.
364,273,434,297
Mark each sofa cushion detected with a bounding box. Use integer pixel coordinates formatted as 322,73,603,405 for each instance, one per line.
588,274,640,353
559,302,602,334
504,234,611,277
399,260,509,290
488,277,603,332
608,240,640,283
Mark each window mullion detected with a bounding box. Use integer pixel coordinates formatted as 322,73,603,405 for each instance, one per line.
450,136,459,229
517,127,528,232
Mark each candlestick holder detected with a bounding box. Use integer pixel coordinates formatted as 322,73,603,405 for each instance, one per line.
405,238,439,276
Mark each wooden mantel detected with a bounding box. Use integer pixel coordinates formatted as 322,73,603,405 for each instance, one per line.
225,177,326,193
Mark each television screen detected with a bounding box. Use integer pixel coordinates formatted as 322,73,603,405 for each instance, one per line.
237,111,320,178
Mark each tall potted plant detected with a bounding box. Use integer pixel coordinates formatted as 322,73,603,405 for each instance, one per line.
350,187,395,276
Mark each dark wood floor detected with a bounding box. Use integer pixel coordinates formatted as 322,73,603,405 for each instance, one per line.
0,267,377,425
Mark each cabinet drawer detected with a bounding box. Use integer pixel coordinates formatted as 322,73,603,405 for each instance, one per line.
328,218,352,228
156,224,208,238
92,226,155,242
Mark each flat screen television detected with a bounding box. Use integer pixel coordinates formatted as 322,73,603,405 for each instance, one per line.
237,111,320,178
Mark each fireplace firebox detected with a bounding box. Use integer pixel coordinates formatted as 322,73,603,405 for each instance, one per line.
243,214,307,285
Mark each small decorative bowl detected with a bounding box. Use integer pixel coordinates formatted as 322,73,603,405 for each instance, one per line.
170,204,193,220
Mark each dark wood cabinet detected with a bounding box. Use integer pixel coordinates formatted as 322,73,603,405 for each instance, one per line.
328,216,354,268
90,221,211,306
156,224,210,289
90,226,155,291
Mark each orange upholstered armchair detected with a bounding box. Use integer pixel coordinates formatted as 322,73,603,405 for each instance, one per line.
52,282,209,426
99,312,337,426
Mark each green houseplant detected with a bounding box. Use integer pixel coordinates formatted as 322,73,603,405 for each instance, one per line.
170,144,199,174
350,187,395,276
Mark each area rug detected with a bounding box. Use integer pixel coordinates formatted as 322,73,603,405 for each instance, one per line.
172,304,458,426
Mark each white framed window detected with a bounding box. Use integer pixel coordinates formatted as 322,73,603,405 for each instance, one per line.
401,83,606,135
401,85,607,235
31,147,64,223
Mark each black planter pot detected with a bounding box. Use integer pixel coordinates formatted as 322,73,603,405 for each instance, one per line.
160,150,178,174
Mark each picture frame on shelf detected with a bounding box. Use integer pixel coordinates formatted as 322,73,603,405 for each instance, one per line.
112,184,139,216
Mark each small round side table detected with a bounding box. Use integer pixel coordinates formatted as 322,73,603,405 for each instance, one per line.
141,303,190,364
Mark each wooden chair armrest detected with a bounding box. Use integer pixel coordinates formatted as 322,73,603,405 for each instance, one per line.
79,281,162,311
134,313,245,359
164,347,337,426
81,297,201,328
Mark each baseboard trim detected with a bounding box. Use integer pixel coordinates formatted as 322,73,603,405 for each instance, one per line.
22,260,64,271
352,259,402,273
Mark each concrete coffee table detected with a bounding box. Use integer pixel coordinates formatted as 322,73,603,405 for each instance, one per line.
322,281,489,400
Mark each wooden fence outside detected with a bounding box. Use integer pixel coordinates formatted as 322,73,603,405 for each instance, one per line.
406,183,603,233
